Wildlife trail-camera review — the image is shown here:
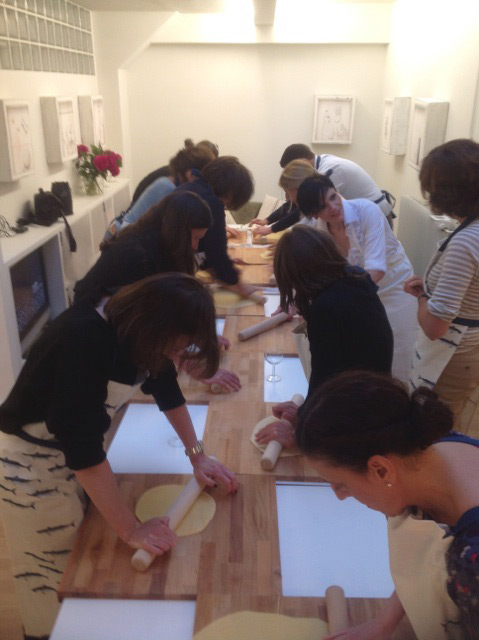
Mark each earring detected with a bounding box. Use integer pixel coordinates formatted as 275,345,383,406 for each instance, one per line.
386,482,392,488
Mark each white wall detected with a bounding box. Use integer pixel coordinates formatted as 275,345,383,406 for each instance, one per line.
0,70,98,225
125,43,387,200
375,0,479,212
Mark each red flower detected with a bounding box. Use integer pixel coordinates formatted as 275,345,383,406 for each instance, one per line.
93,154,109,172
77,144,89,156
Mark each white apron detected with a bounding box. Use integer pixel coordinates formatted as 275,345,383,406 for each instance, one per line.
388,510,463,639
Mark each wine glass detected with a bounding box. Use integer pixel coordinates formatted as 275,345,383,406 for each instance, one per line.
265,353,283,382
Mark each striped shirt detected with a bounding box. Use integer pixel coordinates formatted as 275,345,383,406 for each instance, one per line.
426,219,479,351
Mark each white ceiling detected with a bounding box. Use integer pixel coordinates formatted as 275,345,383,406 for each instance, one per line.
73,0,394,12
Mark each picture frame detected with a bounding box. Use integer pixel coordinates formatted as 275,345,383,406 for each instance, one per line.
0,99,35,182
312,95,355,144
78,95,105,147
381,97,410,156
40,96,78,163
408,98,449,170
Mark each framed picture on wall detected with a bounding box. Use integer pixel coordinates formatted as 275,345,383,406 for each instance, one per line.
0,100,35,182
41,96,78,163
381,97,410,156
78,95,105,147
312,95,355,144
408,99,449,170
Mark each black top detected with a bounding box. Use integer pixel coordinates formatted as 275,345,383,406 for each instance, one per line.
130,165,170,207
176,177,239,285
0,299,184,470
267,202,301,233
304,271,393,397
73,232,170,303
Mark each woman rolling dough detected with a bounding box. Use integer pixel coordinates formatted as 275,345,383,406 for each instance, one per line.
295,371,479,640
255,226,392,449
0,274,237,639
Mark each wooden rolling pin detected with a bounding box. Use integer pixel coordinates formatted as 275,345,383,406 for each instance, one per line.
326,585,349,633
237,312,289,342
248,290,267,304
260,393,304,471
131,471,210,572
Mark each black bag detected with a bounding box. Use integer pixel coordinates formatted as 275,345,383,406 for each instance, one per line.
51,181,73,216
33,188,77,252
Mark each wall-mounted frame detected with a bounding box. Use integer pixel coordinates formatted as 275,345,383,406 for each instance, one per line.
0,100,35,182
381,97,411,156
40,96,78,164
78,95,106,147
408,99,449,170
312,95,355,144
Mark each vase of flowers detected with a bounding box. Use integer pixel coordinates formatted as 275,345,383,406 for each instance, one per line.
75,144,122,195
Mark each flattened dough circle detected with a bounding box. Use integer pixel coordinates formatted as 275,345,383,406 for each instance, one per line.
135,484,216,537
213,289,257,309
250,415,301,457
194,610,328,640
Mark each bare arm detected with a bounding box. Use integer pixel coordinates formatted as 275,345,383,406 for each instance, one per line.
404,276,449,340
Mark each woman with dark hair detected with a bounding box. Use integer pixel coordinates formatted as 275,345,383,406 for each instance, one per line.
297,174,417,383
75,191,241,392
0,273,237,639
295,371,479,640
103,139,217,242
255,226,392,449
176,155,257,298
404,139,479,423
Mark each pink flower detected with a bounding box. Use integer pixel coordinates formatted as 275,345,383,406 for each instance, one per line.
93,154,109,172
77,144,89,156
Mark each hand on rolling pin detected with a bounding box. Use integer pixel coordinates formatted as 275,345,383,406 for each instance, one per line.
255,419,295,449
403,275,425,298
190,453,238,494
201,367,241,393
272,304,297,320
226,225,241,239
272,400,299,426
127,516,177,556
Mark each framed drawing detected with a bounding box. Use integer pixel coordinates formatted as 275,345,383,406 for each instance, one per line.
312,95,355,144
40,96,78,163
381,97,410,156
408,99,449,170
0,100,35,182
78,95,105,147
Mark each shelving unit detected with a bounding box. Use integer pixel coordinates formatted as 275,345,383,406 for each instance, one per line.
0,178,130,402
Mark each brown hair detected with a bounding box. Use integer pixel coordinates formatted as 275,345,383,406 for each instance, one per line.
297,174,337,218
280,143,315,168
169,139,216,184
105,273,219,378
108,191,212,275
420,138,479,219
274,225,351,317
201,156,254,210
197,139,219,158
296,371,453,471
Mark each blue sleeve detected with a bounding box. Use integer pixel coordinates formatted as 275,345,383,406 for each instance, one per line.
447,519,479,636
121,178,175,227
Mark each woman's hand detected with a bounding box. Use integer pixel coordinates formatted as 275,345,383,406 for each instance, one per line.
190,454,238,494
255,419,296,448
248,217,268,227
217,335,230,350
226,225,241,239
126,516,177,556
272,304,297,319
404,275,425,298
272,400,299,425
202,367,241,393
253,225,273,236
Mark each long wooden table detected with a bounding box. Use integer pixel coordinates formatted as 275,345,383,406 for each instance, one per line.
58,239,416,639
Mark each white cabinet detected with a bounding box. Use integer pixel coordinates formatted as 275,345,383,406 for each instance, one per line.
0,179,130,402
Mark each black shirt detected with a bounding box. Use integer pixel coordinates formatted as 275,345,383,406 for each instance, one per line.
267,202,301,233
0,299,185,470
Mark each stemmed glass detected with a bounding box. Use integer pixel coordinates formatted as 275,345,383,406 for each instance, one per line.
265,353,283,382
